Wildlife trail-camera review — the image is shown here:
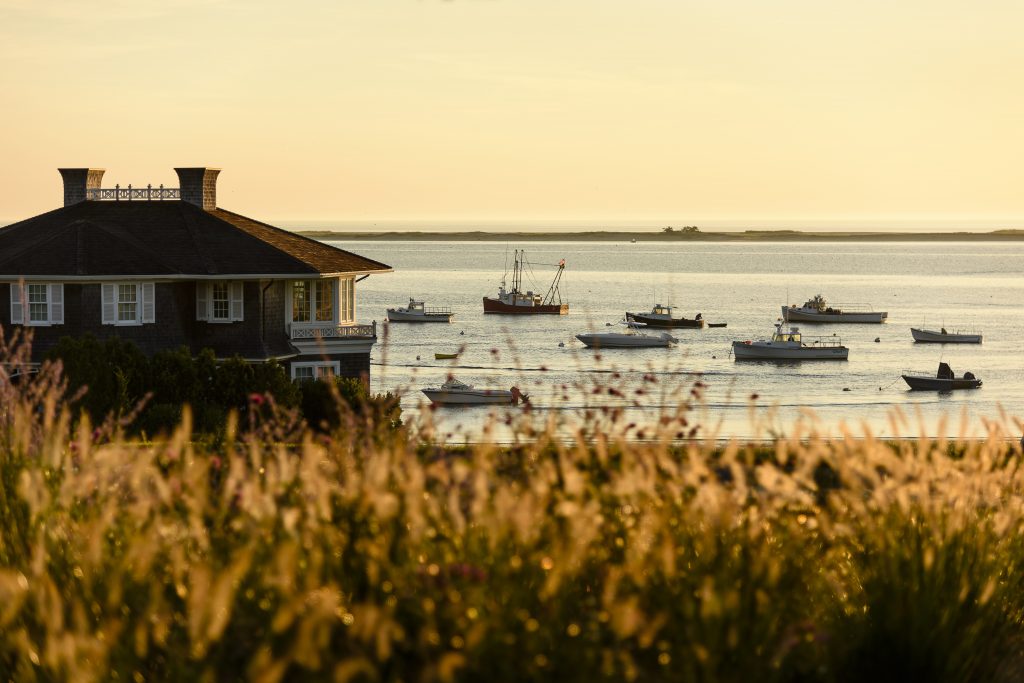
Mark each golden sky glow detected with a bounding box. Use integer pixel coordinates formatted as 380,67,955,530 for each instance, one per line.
1,0,1023,227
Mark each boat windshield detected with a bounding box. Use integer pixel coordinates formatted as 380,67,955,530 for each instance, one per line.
653,305,671,315
773,332,801,343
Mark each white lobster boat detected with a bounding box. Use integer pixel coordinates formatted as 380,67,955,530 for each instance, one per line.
387,299,454,323
732,322,849,360
421,378,527,406
910,327,982,344
782,294,887,324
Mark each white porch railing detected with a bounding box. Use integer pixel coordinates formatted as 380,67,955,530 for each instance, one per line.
290,322,376,341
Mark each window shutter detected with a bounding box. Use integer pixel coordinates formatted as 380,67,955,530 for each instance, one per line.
101,284,116,324
141,283,155,323
9,283,23,325
230,281,244,322
196,283,209,321
49,284,64,324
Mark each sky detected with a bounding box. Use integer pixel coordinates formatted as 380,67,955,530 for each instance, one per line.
1,0,1023,230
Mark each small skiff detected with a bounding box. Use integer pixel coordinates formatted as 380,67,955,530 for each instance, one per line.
902,362,982,391
910,328,982,344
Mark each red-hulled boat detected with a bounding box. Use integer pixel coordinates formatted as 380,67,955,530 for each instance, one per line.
483,250,568,315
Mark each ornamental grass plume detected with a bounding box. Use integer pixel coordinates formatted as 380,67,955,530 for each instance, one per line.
0,336,1023,681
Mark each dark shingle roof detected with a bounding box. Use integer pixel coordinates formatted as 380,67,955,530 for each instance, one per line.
0,201,391,278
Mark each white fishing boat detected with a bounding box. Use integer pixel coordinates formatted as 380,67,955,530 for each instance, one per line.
782,294,887,323
732,322,849,360
387,299,454,323
910,327,982,344
421,378,527,406
576,322,678,349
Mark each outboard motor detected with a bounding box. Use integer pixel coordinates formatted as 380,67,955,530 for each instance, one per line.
964,371,976,380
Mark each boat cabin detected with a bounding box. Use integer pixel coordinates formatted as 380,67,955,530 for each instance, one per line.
773,326,801,344
652,304,672,316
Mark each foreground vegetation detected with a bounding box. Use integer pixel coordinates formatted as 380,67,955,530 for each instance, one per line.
1,333,1024,681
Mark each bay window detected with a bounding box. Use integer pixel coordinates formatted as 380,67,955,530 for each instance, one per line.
290,278,349,324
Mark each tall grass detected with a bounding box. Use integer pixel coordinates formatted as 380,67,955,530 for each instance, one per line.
1,331,1023,682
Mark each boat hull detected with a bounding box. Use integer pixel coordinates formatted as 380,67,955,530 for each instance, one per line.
783,307,887,323
901,375,983,391
387,310,454,323
626,312,704,328
483,297,568,315
576,333,675,348
910,328,982,344
732,341,849,360
421,389,514,405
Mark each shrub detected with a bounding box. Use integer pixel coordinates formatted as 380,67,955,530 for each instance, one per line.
300,375,402,433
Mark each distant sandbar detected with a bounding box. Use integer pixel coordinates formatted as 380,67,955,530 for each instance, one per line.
299,229,1024,242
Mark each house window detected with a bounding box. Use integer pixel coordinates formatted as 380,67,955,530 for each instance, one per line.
117,284,137,322
212,282,230,320
196,281,244,322
28,284,48,323
315,281,333,321
340,278,354,322
102,282,155,325
10,283,63,326
291,361,340,381
291,279,338,324
292,281,311,322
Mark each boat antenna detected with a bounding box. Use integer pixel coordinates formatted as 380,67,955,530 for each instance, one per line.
502,244,510,286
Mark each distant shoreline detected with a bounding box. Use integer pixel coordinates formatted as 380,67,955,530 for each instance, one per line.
299,229,1024,242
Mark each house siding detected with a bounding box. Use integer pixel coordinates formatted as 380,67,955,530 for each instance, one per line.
190,281,282,359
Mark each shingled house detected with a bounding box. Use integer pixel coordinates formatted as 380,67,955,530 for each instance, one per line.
0,168,391,381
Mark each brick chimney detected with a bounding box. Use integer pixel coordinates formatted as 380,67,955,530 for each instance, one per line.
174,167,221,210
58,168,105,206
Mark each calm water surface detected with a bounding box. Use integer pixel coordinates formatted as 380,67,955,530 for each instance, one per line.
330,240,1024,440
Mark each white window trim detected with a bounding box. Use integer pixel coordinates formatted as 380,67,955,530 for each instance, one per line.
102,282,155,326
196,281,244,323
290,360,341,381
287,278,340,326
10,282,64,326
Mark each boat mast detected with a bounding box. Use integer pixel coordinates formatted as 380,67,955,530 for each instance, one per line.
513,250,522,294
542,259,566,305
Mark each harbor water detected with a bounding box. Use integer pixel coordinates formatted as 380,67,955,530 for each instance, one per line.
331,240,1024,440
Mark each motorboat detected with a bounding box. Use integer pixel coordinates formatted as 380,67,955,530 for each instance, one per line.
732,322,849,360
576,322,678,349
782,294,887,323
902,362,982,391
434,352,459,360
910,327,982,344
421,378,527,405
387,299,454,323
483,250,568,314
626,304,705,328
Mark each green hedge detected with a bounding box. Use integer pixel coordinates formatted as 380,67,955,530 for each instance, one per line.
44,335,399,436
